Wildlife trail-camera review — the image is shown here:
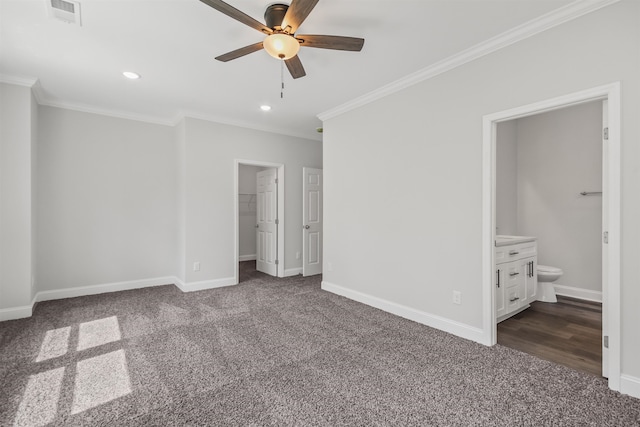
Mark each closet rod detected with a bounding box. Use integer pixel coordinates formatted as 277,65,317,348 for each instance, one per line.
580,191,602,196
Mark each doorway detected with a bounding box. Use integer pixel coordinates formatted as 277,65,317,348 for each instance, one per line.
482,83,621,391
234,160,285,284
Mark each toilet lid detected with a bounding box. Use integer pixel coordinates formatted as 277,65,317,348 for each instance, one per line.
537,264,563,274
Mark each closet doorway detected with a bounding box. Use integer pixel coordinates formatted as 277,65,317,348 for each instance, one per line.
234,160,285,283
482,83,621,391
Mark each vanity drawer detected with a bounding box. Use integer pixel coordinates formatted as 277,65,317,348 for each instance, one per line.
495,241,537,263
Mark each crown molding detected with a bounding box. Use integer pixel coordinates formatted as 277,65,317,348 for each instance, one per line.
174,112,322,142
0,74,38,87
318,0,620,122
1,74,320,141
38,98,176,127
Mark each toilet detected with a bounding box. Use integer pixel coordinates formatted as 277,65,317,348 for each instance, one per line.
537,264,563,303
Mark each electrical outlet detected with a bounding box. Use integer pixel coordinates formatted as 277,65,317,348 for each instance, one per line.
453,291,462,305
296,251,300,259
193,261,200,272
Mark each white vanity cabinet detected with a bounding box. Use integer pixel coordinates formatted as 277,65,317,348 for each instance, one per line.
495,237,537,322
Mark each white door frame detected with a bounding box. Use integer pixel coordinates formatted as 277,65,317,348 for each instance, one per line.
234,159,285,282
481,82,621,391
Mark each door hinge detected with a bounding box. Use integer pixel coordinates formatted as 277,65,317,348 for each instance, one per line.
604,335,609,349
603,231,609,244
275,219,279,225
603,127,609,140
275,259,279,265
275,178,279,184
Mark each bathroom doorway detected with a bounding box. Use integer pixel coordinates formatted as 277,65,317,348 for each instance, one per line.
482,83,621,391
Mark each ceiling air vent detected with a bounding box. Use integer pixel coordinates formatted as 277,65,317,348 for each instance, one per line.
48,0,82,26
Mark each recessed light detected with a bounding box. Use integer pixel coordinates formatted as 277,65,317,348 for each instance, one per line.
260,105,271,111
122,71,140,80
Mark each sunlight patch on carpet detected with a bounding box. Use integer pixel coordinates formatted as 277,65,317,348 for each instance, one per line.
36,326,71,362
77,316,121,351
14,367,65,427
71,349,131,414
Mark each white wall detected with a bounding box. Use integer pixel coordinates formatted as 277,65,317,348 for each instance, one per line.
36,107,178,290
322,0,640,380
0,83,34,312
517,102,603,294
181,117,322,284
496,120,518,236
238,165,263,259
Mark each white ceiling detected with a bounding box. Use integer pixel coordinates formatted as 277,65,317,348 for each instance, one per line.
1,0,575,141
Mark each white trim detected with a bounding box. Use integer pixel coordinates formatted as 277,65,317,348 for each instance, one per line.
318,0,619,122
0,275,241,322
0,74,38,87
176,113,322,142
620,375,640,399
239,254,257,262
553,284,602,303
38,98,175,127
1,75,320,141
175,277,236,293
321,281,485,344
284,267,302,277
0,304,34,322
35,276,176,303
234,160,286,284
482,82,621,391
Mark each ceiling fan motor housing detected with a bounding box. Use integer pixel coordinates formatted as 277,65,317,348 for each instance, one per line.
265,4,289,30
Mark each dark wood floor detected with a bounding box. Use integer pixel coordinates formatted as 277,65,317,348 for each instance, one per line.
497,296,602,377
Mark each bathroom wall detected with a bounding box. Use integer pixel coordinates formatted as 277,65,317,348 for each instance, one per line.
517,101,603,299
496,121,518,236
238,165,264,260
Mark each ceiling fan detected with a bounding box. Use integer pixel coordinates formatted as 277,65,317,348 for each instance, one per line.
200,0,365,79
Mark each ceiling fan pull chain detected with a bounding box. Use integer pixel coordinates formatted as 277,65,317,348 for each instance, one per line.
280,60,285,99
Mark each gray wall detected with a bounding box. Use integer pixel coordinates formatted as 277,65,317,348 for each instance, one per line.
322,1,640,379
36,107,178,290
0,83,35,310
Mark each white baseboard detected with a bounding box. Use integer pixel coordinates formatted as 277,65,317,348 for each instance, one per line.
35,276,176,303
239,254,256,262
321,281,485,344
620,374,640,399
554,284,602,303
284,267,302,277
0,303,34,322
0,275,240,322
175,276,236,292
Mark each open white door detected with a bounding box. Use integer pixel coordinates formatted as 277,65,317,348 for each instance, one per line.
601,99,609,378
256,168,278,276
302,167,322,276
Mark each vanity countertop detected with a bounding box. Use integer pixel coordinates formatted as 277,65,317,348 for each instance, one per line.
495,235,537,247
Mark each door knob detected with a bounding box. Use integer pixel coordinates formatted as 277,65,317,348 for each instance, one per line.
255,224,259,228
304,225,310,229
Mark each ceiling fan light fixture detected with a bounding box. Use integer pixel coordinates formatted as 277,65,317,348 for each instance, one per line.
263,33,300,60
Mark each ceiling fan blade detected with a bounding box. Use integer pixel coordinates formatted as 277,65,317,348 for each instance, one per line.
200,0,272,34
285,55,306,79
296,35,365,51
215,42,264,62
281,0,319,34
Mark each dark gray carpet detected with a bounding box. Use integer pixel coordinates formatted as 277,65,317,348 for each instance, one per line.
1,262,639,426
